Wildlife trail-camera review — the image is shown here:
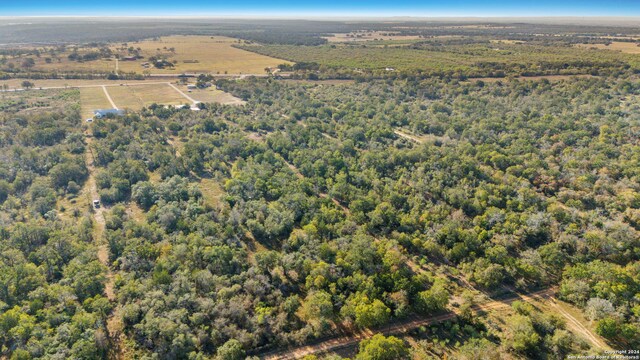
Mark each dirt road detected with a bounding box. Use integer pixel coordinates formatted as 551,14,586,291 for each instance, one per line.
101,86,118,110
261,288,555,360
84,134,115,301
84,131,125,359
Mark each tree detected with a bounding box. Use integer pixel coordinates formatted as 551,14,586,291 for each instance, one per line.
0,179,10,204
355,334,409,360
414,279,449,315
505,314,540,354
132,181,157,210
21,81,34,90
48,162,87,190
299,291,334,334
341,293,391,329
216,339,245,360
585,298,615,321
21,58,35,69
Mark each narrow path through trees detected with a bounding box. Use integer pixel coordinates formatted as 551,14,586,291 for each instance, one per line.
84,130,123,359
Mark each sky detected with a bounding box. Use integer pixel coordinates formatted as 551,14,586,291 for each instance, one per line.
1,0,640,17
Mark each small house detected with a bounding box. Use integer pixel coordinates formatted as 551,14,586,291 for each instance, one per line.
93,109,124,118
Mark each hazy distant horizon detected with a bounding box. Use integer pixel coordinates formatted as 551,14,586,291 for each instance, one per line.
1,16,640,27
2,0,640,18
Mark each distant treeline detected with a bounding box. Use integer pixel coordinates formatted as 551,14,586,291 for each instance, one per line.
2,19,640,47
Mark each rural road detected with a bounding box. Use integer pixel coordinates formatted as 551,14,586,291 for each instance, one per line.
259,288,605,360
167,82,199,105
83,134,115,301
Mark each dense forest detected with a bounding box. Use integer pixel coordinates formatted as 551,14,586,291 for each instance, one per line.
2,69,639,359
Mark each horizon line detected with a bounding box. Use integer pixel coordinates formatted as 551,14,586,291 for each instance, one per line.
2,15,640,19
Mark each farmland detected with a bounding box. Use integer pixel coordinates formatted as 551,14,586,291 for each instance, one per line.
9,35,291,75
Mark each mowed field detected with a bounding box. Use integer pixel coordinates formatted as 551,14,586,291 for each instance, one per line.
576,41,640,54
75,81,244,118
31,35,290,74
79,87,111,119
106,84,188,109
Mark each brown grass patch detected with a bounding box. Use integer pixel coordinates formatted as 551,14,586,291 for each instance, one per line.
576,41,640,54
325,31,421,43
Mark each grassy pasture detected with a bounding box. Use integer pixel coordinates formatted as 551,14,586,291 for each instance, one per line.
115,36,290,74
25,35,289,75
79,87,112,119
576,41,640,54
324,31,422,43
105,83,189,109
7,80,245,117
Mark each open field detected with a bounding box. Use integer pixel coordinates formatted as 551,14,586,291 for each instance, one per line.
188,87,246,105
104,83,189,109
0,78,168,90
576,41,640,54
74,82,245,118
22,35,291,75
115,36,290,74
79,87,112,118
324,31,422,43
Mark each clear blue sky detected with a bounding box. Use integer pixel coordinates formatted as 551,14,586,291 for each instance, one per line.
1,0,639,17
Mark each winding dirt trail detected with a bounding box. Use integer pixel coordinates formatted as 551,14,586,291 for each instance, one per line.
261,288,556,360
84,134,115,301
549,299,609,350
260,288,609,359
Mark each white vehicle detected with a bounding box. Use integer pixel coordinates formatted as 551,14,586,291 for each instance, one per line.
93,199,101,208
86,118,93,122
